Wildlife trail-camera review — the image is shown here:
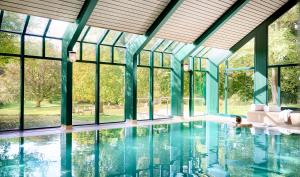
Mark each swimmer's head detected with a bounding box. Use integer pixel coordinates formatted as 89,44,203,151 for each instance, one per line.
236,116,242,124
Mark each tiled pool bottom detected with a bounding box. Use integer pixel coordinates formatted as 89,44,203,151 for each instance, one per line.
0,121,299,177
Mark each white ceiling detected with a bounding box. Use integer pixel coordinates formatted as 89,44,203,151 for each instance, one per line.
0,0,291,50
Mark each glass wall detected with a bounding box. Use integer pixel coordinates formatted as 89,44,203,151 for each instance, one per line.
280,67,300,108
100,65,125,123
268,4,299,65
220,39,254,116
227,70,254,115
183,71,189,117
194,72,206,115
24,58,61,128
73,62,95,125
0,57,20,131
268,4,300,109
154,69,171,119
137,67,149,120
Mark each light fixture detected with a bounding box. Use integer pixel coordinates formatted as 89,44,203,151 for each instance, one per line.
68,51,77,63
183,64,190,72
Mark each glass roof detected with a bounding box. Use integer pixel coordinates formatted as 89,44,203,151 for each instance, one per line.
115,32,139,47
156,40,171,52
26,16,49,35
46,20,69,38
196,47,211,57
0,10,230,60
143,38,161,50
77,26,89,41
102,30,121,45
1,11,26,32
190,46,205,57
84,27,106,43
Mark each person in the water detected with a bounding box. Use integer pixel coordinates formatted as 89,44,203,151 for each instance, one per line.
235,116,252,128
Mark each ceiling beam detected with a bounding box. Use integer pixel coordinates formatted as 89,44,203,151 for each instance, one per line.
230,0,297,53
175,0,249,62
127,0,184,55
63,0,98,52
61,0,98,126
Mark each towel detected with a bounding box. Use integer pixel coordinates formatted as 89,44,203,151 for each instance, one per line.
250,104,265,111
264,105,281,112
279,109,293,123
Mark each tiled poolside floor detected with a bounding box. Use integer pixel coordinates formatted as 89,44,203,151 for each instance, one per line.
1,115,300,139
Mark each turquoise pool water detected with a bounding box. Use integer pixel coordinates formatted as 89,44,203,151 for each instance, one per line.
0,121,300,177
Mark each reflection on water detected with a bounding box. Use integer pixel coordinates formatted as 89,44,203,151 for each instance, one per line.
0,121,300,177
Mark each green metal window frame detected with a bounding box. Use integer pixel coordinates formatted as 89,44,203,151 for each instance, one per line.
0,4,182,130
222,61,300,116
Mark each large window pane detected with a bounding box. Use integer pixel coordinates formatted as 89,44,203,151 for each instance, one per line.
114,47,125,64
100,65,125,123
183,71,189,117
46,20,69,38
100,46,111,62
137,68,149,120
194,72,206,115
154,69,171,119
139,51,149,66
45,39,62,58
228,39,254,68
73,63,95,125
280,67,300,108
82,43,96,61
163,54,171,68
0,32,20,54
219,63,225,114
227,70,254,115
25,36,42,56
1,11,26,32
269,4,299,65
26,16,48,35
24,59,61,129
0,57,20,131
154,52,161,67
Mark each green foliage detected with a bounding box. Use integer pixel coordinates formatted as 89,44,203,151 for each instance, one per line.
24,59,61,107
73,63,95,104
220,4,299,106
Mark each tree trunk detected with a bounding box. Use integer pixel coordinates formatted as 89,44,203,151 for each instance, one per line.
36,100,42,107
270,68,278,105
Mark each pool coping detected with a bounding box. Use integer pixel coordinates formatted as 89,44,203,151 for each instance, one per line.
1,115,300,139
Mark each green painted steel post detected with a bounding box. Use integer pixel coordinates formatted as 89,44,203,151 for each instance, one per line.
125,51,138,120
277,66,281,106
254,25,268,104
61,0,98,126
189,57,194,117
95,44,100,124
224,60,228,114
171,56,184,116
19,15,30,130
20,34,25,130
149,52,154,120
125,0,183,121
206,60,219,114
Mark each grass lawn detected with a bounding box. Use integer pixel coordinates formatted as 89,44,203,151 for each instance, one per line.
0,101,125,130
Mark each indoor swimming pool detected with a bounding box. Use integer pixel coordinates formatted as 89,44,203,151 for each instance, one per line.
0,121,300,177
